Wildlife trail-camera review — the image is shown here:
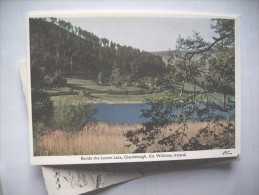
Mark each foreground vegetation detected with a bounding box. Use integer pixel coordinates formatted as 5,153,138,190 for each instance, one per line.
34,122,139,156
34,120,234,156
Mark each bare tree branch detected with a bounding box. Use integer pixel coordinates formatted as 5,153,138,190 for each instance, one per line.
185,32,234,58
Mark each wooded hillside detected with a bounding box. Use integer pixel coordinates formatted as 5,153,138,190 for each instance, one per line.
29,18,166,86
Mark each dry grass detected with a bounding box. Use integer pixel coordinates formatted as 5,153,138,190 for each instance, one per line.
34,121,234,156
34,122,141,156
145,121,235,152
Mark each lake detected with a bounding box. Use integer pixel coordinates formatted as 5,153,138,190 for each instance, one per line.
93,103,235,124
93,104,150,124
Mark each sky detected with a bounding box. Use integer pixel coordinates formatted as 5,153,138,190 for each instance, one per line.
62,16,217,52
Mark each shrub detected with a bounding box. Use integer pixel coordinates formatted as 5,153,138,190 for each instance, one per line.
52,98,96,132
52,76,67,87
79,89,91,98
43,75,67,87
69,87,74,94
31,89,54,140
32,89,54,127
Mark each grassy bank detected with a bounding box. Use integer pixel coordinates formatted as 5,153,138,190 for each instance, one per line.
48,78,164,104
34,121,234,156
47,78,233,105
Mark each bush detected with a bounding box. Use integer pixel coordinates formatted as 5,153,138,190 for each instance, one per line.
32,89,54,126
52,76,67,87
79,89,91,98
32,89,54,140
44,75,67,87
52,98,96,132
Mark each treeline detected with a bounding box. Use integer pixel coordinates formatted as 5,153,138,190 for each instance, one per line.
29,17,166,87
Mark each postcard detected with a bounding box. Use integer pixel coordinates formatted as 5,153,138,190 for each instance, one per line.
20,60,237,193
41,166,143,195
27,12,240,165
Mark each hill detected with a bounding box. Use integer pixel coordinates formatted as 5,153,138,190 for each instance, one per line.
150,50,170,57
29,18,167,86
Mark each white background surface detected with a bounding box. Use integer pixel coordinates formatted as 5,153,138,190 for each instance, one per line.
0,0,259,195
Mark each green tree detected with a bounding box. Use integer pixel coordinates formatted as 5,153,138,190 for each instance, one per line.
30,66,54,140
52,98,96,132
97,71,105,85
125,19,236,152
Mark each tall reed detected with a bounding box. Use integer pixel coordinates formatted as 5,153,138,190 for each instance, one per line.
34,121,234,156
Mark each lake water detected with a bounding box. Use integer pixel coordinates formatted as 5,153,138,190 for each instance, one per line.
93,103,235,124
93,104,150,124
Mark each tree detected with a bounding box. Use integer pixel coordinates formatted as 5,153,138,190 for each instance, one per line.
101,38,109,47
125,19,236,153
30,66,54,140
97,72,105,85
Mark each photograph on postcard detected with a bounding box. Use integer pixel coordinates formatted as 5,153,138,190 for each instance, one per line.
28,13,240,164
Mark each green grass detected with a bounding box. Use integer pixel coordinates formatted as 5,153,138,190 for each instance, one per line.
47,87,73,96
48,78,157,104
47,78,234,105
67,78,144,92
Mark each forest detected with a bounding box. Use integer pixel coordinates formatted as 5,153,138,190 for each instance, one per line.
30,18,166,88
